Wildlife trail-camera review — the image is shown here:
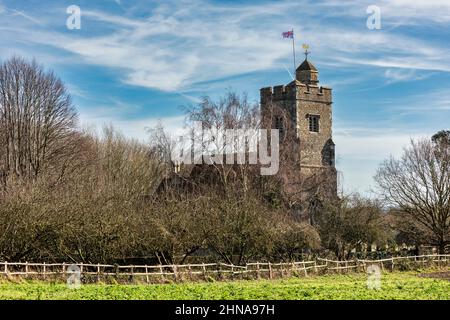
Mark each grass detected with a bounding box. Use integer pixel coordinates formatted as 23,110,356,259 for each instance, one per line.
0,270,449,300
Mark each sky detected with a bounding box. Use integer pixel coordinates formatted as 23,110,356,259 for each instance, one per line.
0,0,449,194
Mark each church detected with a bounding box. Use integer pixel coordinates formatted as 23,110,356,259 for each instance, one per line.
161,54,338,221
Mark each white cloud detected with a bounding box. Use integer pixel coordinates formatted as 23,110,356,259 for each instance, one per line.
79,112,185,142
83,10,141,28
334,130,431,194
2,0,450,92
317,0,450,24
335,131,423,161
395,89,450,112
381,0,450,24
384,69,418,83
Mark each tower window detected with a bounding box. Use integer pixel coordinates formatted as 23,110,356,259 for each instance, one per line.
274,116,284,136
308,114,320,133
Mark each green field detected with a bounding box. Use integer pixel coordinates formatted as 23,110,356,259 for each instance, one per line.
1,271,449,300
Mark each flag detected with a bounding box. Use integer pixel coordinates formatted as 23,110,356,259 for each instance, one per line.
282,30,294,39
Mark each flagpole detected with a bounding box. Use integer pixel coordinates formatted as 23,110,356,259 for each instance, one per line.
292,28,296,74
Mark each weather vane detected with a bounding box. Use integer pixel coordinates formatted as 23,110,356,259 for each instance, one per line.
302,44,310,60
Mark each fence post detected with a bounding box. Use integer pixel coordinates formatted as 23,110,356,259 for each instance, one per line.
256,262,260,279
4,261,7,275
159,265,164,282
391,258,394,272
173,265,178,282
97,263,101,282
145,265,149,284
43,262,46,280
202,263,207,281
77,262,83,283
114,263,120,280
25,262,29,277
130,265,134,283
268,262,273,280
314,260,318,273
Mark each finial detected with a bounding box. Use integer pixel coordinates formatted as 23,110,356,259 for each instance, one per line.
302,44,310,60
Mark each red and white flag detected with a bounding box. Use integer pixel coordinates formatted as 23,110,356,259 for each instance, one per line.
282,30,294,39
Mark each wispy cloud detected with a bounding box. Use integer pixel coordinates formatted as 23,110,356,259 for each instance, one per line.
3,0,450,92
384,69,420,83
316,0,450,25
334,129,434,194
79,113,185,142
395,89,450,112
9,8,43,25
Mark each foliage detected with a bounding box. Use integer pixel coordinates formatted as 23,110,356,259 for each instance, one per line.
0,271,449,300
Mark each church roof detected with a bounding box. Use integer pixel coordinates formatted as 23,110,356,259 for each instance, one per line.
297,59,317,71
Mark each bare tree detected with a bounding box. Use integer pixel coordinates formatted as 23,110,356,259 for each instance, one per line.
0,56,78,184
184,92,261,194
316,195,388,260
375,135,450,253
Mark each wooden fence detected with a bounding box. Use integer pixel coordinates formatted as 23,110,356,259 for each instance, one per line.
1,254,448,283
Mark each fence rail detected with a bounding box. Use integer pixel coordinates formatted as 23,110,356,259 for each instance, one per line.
1,254,449,283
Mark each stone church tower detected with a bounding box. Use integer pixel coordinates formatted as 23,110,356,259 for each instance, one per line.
260,55,337,217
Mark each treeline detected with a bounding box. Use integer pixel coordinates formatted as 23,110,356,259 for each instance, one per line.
0,124,322,264
0,57,448,265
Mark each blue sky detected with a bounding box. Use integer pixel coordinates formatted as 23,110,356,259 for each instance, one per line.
1,0,449,194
